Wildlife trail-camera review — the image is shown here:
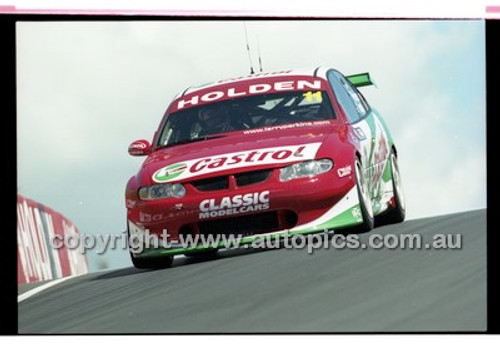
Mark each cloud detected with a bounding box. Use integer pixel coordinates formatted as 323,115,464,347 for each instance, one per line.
396,91,486,218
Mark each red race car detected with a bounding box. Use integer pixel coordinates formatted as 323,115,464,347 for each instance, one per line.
126,67,405,268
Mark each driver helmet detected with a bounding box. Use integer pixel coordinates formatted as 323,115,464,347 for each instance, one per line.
198,106,230,132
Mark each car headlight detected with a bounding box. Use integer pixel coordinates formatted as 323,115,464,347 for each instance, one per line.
138,183,186,200
279,159,333,182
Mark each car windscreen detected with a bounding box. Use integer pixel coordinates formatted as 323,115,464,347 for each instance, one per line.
157,90,335,148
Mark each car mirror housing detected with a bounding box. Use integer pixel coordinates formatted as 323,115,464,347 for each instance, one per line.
128,139,152,156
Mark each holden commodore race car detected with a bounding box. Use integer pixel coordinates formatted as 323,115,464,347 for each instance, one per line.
126,67,405,268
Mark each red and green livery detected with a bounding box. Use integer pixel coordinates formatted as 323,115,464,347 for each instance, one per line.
126,67,405,268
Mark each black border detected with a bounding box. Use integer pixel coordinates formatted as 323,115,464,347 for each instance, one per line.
4,14,495,335
485,19,498,334
2,14,18,336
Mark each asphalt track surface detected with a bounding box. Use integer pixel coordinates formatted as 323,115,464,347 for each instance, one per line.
18,209,486,333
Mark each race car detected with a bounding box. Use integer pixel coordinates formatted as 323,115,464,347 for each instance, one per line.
125,67,405,268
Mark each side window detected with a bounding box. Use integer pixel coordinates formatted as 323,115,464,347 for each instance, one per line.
327,70,368,123
355,88,371,112
341,76,368,117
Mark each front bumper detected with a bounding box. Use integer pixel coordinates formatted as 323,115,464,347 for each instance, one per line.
127,169,363,258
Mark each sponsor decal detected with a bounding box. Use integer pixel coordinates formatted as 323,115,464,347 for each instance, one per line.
199,191,270,219
174,203,183,210
354,127,367,140
153,163,187,182
130,142,148,149
242,120,330,135
128,140,150,155
216,70,293,85
372,130,389,186
174,79,325,111
351,207,362,219
139,212,165,223
152,143,322,183
183,71,295,96
337,165,352,178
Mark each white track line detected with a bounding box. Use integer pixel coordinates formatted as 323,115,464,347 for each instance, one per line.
18,275,77,303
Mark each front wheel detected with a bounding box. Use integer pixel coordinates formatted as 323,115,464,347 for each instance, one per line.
130,254,173,269
130,254,174,269
127,223,174,269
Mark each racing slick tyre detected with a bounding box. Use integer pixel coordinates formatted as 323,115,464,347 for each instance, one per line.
378,151,406,225
127,223,174,269
130,254,173,269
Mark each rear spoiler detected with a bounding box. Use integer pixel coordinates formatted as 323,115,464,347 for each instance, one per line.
346,72,375,88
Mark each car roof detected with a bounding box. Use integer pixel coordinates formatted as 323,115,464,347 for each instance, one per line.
174,66,332,100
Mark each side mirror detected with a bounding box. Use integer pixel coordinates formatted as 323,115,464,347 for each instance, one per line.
128,139,152,156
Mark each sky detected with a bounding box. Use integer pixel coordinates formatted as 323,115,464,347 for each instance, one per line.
16,20,486,272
